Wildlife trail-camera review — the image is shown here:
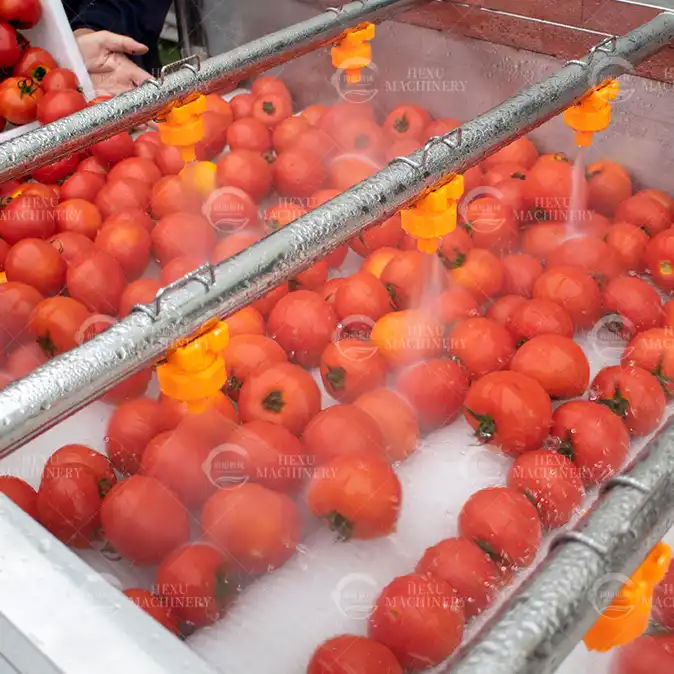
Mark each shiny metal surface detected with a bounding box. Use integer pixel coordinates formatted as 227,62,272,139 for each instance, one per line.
616,0,674,10
0,12,673,456
451,417,674,674
0,0,424,182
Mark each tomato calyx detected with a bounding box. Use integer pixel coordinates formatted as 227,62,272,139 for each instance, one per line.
552,152,570,163
326,365,345,391
262,149,275,164
224,375,243,395
17,78,38,97
214,566,232,608
651,357,672,395
36,334,56,357
475,539,506,565
585,168,602,181
531,207,548,222
31,66,48,83
393,114,410,134
98,477,113,498
512,172,527,180
326,511,354,541
438,248,466,270
597,387,629,420
466,408,496,443
288,278,300,291
556,432,575,461
515,337,528,348
262,390,285,412
385,282,400,310
261,100,275,115
461,221,473,236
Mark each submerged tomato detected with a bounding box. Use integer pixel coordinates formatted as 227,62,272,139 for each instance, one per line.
0,475,37,519
122,588,179,635
308,635,402,674
450,317,515,378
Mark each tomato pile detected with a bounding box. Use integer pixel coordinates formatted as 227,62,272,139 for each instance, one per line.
1,70,674,672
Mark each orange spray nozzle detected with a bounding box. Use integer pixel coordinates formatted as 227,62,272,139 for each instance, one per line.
158,94,207,162
563,79,619,147
583,542,671,652
157,321,229,414
400,174,464,254
331,22,375,84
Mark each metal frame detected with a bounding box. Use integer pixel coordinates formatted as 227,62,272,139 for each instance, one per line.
0,0,426,182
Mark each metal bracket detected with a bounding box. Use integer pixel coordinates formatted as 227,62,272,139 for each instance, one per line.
565,34,619,69
390,127,463,172
603,475,652,494
146,53,202,88
552,531,611,557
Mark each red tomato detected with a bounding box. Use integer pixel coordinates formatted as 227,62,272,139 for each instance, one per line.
602,275,663,338
333,272,393,322
308,451,401,539
653,561,674,629
122,588,178,634
95,219,151,279
482,136,538,169
350,214,403,257
319,338,388,403
644,229,674,292
308,635,402,674
274,149,326,197
60,171,105,202
416,537,501,617
154,543,230,627
211,232,261,266
44,444,116,492
36,462,102,547
0,237,8,271
486,295,527,327
0,76,41,124
463,197,518,252
151,212,215,265
0,475,37,518
434,286,481,326
28,295,89,355
550,400,630,485
589,365,665,436
202,185,258,233
510,334,589,398
395,358,469,431
0,20,20,67
40,67,78,92
252,91,292,127
267,290,337,367
464,370,552,456
194,110,231,161
251,75,292,101
225,305,265,337
532,266,602,330
5,341,46,378
498,253,542,298
204,93,233,120
507,450,584,528
263,200,306,232
586,159,632,216
31,154,81,184
36,88,86,124
66,250,125,314
95,178,150,219
450,247,504,300
101,475,189,565
328,153,379,191
523,154,578,219
622,327,674,395
290,127,339,163
105,397,169,474
201,482,302,574
101,368,152,405
289,259,329,292
300,104,327,127
155,144,185,175
482,162,528,186
615,193,671,236
459,486,542,566
369,573,464,671
239,361,321,434
55,198,102,239
230,92,255,119
0,192,56,243
547,235,624,284
149,174,201,219
425,117,461,139
216,148,273,200
380,250,430,310
361,247,399,279
332,117,385,160
90,132,135,165
449,317,515,378
610,635,674,674
637,188,674,216
13,46,56,77
251,283,289,317
507,297,574,342
5,237,66,295
103,209,153,232
605,221,648,272
107,157,161,185
383,104,432,142
521,221,567,260
272,115,310,152
79,155,108,175
158,255,199,284
226,117,272,152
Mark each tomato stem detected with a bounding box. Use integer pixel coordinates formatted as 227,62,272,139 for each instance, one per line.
262,390,285,412
385,282,400,310
214,567,231,607
393,114,409,134
437,248,465,270
652,357,672,396
475,539,505,565
557,432,575,461
597,387,629,419
98,477,113,498
36,335,56,357
512,172,527,180
326,366,345,391
262,100,276,115
224,375,243,395
326,511,353,541
466,408,496,443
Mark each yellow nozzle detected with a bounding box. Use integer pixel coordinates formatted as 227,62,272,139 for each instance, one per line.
157,321,229,414
583,542,671,652
158,94,207,162
331,22,375,84
179,161,217,198
400,174,464,254
563,80,619,147
0,272,6,283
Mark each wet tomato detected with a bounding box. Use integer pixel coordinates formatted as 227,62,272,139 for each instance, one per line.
107,157,161,185
434,286,481,327
547,235,625,284
605,221,648,272
155,144,185,175
44,444,116,491
603,275,663,337
5,237,66,295
464,370,552,456
40,67,78,91
155,543,230,627
13,46,56,77
369,573,464,671
90,132,135,166
507,297,574,343
486,295,527,327
589,365,665,436
449,247,504,300
645,229,674,292
239,361,321,434
211,231,261,265
615,193,671,236
308,635,402,674
500,253,542,297
5,341,46,378
100,368,152,405
637,188,674,217
395,357,470,431
101,475,189,565
586,159,632,216
510,334,589,399
435,226,474,270
36,88,86,124
118,278,161,317
521,221,568,260
0,475,37,518
252,91,292,127
263,200,306,231
95,219,151,279
416,537,501,618
332,117,385,160
550,400,630,485
507,450,584,528
272,115,310,152
150,174,202,219
449,317,515,378
66,250,125,315
0,191,56,243
151,212,215,265
226,117,272,152
95,178,150,219
300,104,327,127
201,482,302,575
351,214,403,257
308,451,401,539
225,305,265,337
37,462,102,547
383,104,432,142
380,249,430,310
55,198,102,239
60,171,105,202
216,148,273,201
610,634,674,674
622,327,674,396
194,110,231,161
333,272,393,323
463,197,518,252
425,117,461,139
230,92,254,119
482,136,538,169
251,75,292,101
523,154,576,219
203,185,258,233
251,283,289,317
289,259,329,291
362,246,399,279
0,76,41,124
122,588,179,634
79,155,108,175
274,149,326,198
0,20,20,67
28,295,89,355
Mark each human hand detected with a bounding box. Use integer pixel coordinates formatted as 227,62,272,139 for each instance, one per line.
74,29,152,97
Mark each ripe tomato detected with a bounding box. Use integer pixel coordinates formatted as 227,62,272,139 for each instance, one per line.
55,198,102,239
380,249,429,309
354,387,419,462
158,255,200,284
602,275,663,338
223,334,286,400
0,282,44,352
272,115,310,152
434,286,481,326
395,358,470,430
263,200,306,231
32,154,81,184
589,365,665,436
533,265,602,330
149,174,201,219
464,370,552,456
251,75,292,100
274,149,326,197
351,214,403,257
486,294,527,327
289,127,339,163
201,482,302,574
547,235,624,284
332,117,385,160
40,67,78,92
450,247,504,300
371,309,443,367
13,46,56,77
0,237,8,270
251,283,288,317
195,110,231,160
424,117,461,139
333,272,393,322
523,154,576,219
225,305,264,338
151,212,215,265
154,543,230,627
101,475,189,565
79,155,108,175
5,237,65,295
586,159,632,216
0,20,19,67
521,221,568,260
239,361,321,434
0,475,37,518
611,634,674,674
510,334,589,399
497,254,541,299
202,185,258,233
459,486,542,566
289,257,329,290
362,246,399,279
308,635,402,674
267,290,337,367
107,157,161,185
211,231,261,265
36,88,86,124
5,341,46,378
369,573,464,671
0,191,55,243
637,188,674,216
252,91,292,126
300,103,327,127
308,451,401,539
230,92,255,119
135,137,160,161
90,132,135,166
653,561,674,629
95,178,150,219
482,162,528,186
95,219,151,279
105,397,169,474
507,298,574,343
28,295,89,355
319,338,388,403
449,317,515,378
416,537,501,617
383,104,432,142
226,117,272,152
216,148,273,201
0,76,41,124
615,193,671,236
645,229,674,292
463,197,518,251
44,443,116,492
122,588,178,634
66,250,125,314
622,327,674,395
155,143,185,175
60,171,105,202
328,153,379,191
605,221,648,271
550,400,630,485
482,136,538,169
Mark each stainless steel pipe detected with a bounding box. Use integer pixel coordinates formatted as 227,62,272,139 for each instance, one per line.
450,418,674,674
0,13,673,455
0,0,424,182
